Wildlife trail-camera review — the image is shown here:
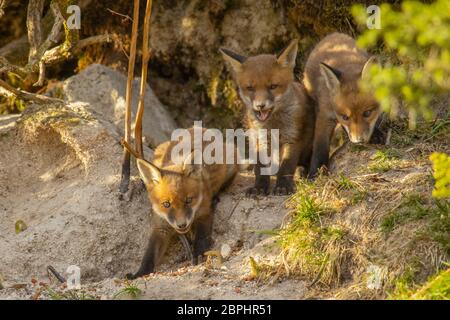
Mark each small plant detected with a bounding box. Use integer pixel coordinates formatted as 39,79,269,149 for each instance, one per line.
368,150,401,173
45,287,95,300
113,282,142,300
336,173,356,191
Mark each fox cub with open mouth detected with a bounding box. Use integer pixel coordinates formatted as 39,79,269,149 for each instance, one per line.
220,40,315,196
127,128,238,279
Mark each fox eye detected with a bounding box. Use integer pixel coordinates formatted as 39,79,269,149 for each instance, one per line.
246,86,255,92
185,197,193,204
363,110,372,118
340,114,349,121
162,201,171,208
269,84,279,90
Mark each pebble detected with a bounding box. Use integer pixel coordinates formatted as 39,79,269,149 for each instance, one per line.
220,244,232,259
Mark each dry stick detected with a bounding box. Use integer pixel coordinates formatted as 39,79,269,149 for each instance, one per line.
0,78,63,104
33,1,64,86
26,0,45,62
119,0,140,195
134,0,153,158
120,138,140,160
0,0,8,19
47,265,66,284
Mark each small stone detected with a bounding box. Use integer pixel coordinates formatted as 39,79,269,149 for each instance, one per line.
220,244,232,259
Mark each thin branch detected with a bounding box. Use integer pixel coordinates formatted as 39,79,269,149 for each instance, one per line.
0,56,26,77
0,0,8,19
47,265,66,283
106,8,132,22
119,0,140,195
0,78,63,104
120,139,141,159
32,1,64,86
74,33,113,50
26,0,45,62
40,33,113,66
135,0,153,158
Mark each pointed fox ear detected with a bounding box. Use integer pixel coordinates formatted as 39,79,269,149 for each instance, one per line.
136,159,162,186
219,47,246,73
319,62,341,95
361,56,378,80
182,151,203,177
277,39,298,68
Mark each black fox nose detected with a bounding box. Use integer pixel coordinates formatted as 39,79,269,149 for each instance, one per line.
256,104,266,110
177,222,187,229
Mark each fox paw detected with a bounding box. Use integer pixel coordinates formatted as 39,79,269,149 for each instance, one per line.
273,177,295,195
246,185,270,197
125,273,137,280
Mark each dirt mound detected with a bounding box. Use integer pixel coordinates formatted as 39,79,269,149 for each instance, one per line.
0,103,151,284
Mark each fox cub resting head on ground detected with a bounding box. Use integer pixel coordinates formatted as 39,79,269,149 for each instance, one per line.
303,32,385,178
220,40,314,196
127,128,238,279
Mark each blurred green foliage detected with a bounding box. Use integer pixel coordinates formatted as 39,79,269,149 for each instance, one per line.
430,152,450,199
352,0,450,126
391,267,450,300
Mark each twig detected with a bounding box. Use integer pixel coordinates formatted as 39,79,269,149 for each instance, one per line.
119,0,140,195
178,235,194,265
120,138,141,159
40,34,112,66
307,253,329,288
0,0,8,19
0,78,63,104
0,56,25,77
26,0,45,62
107,8,132,22
47,265,66,284
134,0,153,158
32,1,64,86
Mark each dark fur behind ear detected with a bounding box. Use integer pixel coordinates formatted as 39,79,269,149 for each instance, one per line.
219,47,247,64
320,62,342,79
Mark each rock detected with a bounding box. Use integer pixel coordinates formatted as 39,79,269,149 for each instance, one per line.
62,64,177,148
0,102,154,284
220,243,232,260
0,114,19,134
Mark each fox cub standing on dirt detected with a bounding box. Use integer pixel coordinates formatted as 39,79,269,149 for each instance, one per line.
304,32,384,178
220,40,315,196
127,128,238,279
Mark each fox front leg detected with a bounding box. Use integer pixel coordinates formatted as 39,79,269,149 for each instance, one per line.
308,112,336,179
192,214,214,265
126,216,174,280
273,142,301,195
246,161,270,197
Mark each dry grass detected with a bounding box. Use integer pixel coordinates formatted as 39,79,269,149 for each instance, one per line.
273,118,450,299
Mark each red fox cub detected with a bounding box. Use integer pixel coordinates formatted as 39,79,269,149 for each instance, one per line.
220,40,315,196
304,32,384,178
127,128,238,279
